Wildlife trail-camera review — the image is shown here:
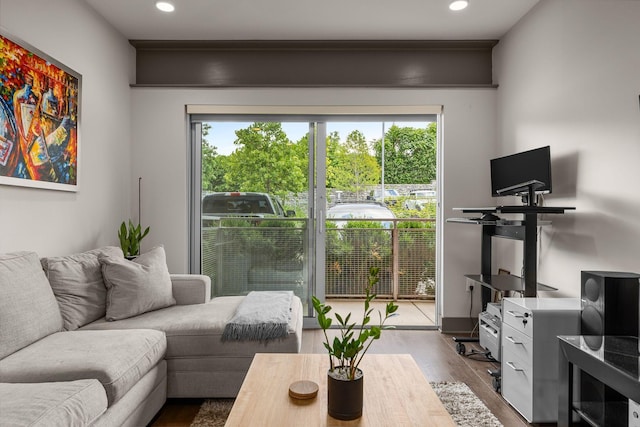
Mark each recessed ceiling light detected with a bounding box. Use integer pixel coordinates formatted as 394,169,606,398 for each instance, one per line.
449,0,469,11
156,1,175,12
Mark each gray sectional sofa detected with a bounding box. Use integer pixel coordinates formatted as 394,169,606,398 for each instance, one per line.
0,247,303,427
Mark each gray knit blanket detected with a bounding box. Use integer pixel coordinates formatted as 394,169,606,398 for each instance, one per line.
221,291,293,342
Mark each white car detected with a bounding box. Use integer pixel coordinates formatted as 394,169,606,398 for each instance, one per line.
404,190,436,210
327,202,396,228
367,188,400,205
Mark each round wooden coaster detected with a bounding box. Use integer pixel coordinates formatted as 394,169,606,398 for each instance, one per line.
289,380,319,400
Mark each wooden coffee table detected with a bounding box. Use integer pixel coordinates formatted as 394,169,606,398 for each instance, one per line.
225,353,455,426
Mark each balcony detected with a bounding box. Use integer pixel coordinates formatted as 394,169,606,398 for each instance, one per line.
328,299,435,328
202,217,436,327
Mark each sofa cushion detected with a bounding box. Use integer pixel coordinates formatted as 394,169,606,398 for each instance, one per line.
41,246,124,331
100,245,176,321
0,252,64,360
0,380,107,427
82,295,303,358
0,329,166,405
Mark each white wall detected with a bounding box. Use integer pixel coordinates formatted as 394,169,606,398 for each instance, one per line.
0,0,134,256
494,0,640,296
131,88,498,319
10,0,634,320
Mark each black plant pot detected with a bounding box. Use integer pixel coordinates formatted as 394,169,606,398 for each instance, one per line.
327,368,363,420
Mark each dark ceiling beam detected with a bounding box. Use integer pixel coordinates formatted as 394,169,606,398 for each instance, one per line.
130,40,498,88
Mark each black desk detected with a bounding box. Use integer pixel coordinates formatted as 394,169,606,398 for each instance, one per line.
558,335,640,426
449,205,574,307
447,206,573,359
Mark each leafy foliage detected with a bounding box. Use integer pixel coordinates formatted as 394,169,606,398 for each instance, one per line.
312,267,398,380
224,122,306,197
201,122,438,197
200,124,228,192
373,123,437,184
328,130,380,200
118,220,150,257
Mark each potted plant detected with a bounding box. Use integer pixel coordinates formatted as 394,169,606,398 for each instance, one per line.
312,266,398,420
118,220,150,259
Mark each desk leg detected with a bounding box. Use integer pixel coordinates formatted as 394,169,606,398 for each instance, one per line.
558,343,573,427
481,285,491,312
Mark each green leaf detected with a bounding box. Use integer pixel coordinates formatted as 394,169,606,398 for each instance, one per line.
320,317,332,329
387,302,399,315
117,219,150,257
310,264,399,378
370,326,381,339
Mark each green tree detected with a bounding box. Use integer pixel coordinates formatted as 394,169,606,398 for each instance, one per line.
373,123,437,184
224,122,306,197
201,123,228,191
326,131,345,189
331,130,380,200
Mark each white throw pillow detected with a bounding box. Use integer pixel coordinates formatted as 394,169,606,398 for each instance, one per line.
99,245,175,321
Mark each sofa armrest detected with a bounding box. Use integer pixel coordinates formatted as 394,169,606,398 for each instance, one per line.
171,274,211,305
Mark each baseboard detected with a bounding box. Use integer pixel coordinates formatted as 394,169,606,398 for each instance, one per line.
440,317,477,334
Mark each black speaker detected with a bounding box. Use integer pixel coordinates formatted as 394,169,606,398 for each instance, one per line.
579,271,640,426
581,271,640,350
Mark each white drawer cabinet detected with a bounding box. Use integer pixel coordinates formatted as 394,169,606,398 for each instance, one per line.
501,298,582,423
630,399,640,427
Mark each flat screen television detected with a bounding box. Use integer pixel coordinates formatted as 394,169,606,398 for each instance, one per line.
490,146,552,198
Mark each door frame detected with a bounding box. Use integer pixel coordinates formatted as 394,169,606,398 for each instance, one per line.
188,105,442,327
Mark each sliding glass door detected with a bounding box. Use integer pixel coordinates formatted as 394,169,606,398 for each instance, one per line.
190,112,439,326
191,120,313,314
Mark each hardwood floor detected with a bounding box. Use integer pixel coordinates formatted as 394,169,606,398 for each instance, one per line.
150,330,531,426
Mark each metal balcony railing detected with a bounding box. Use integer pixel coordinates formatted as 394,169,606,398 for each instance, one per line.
201,217,436,301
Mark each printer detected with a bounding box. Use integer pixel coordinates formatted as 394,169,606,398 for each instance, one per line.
479,302,502,361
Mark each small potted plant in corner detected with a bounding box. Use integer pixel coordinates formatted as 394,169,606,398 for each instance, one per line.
118,220,150,259
312,266,398,420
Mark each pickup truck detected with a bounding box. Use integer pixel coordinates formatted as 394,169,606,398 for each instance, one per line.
202,192,294,219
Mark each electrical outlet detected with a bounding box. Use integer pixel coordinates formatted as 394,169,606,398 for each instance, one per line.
465,283,473,292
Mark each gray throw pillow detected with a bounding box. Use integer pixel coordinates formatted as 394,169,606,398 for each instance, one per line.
0,252,64,359
41,246,124,330
99,245,176,321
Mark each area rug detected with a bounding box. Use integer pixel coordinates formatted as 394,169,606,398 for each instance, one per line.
190,399,234,427
190,382,502,427
430,381,503,427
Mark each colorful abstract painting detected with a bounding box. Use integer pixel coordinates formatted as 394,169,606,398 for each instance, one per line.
0,31,80,191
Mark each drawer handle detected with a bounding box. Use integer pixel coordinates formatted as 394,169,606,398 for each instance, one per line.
506,361,524,372
507,310,530,318
506,336,523,345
